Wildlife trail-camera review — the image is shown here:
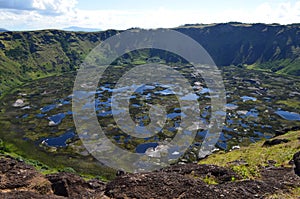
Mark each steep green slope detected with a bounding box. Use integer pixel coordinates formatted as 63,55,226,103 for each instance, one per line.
176,23,300,75
0,23,300,95
0,29,118,94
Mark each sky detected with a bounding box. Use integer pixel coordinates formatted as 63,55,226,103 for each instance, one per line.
0,0,300,31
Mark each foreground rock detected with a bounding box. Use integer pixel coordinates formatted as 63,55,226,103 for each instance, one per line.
0,156,106,198
294,151,300,176
263,138,290,147
0,156,60,198
46,173,106,198
106,164,300,199
1,155,299,199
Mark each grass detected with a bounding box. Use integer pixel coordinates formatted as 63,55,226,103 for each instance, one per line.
199,130,300,179
202,175,219,185
244,59,300,76
0,29,104,94
0,137,116,181
0,139,60,174
245,63,270,72
276,100,300,109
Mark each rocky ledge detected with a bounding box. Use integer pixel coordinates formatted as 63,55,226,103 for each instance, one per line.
0,154,299,199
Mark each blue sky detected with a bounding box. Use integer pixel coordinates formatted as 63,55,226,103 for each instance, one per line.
0,0,299,30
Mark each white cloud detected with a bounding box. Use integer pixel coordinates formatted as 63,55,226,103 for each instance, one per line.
0,0,78,15
253,1,300,24
32,0,78,15
0,1,300,30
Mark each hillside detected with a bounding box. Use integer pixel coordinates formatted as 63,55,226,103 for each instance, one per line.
0,131,299,198
0,29,118,93
0,23,299,198
0,23,300,94
177,23,300,75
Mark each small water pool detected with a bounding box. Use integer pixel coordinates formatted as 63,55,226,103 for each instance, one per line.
275,110,300,121
48,113,66,126
241,96,257,102
42,130,75,147
135,142,159,153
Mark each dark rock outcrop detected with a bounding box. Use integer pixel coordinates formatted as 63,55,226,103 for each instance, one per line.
263,138,290,147
0,156,300,198
0,156,52,193
0,191,64,199
275,126,300,136
46,172,106,198
0,156,106,198
106,163,300,199
293,151,300,176
161,164,241,183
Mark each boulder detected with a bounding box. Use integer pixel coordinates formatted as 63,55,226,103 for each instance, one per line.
46,172,106,198
12,99,25,107
0,156,106,198
0,157,52,193
263,139,290,147
293,151,300,176
105,163,299,199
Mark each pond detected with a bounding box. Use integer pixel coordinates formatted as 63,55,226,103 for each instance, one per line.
136,142,159,153
275,110,300,121
0,66,299,174
40,129,75,147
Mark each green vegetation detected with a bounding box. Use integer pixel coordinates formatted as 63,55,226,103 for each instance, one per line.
1,23,300,96
199,131,300,179
177,23,300,76
0,23,299,186
0,137,116,181
0,138,58,175
253,59,300,76
202,175,219,185
0,29,118,94
276,99,300,109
